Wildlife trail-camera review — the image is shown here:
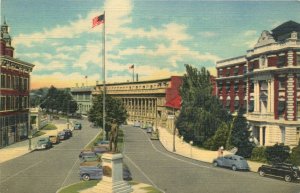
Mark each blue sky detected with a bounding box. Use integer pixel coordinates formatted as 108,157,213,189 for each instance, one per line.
1,0,300,89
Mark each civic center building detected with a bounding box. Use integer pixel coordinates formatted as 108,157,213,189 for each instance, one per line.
92,76,183,130
0,20,34,148
216,21,300,147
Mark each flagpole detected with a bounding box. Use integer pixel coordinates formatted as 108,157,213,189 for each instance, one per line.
132,65,134,82
102,11,106,140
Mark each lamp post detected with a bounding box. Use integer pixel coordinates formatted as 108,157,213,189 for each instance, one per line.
190,141,193,157
172,107,176,152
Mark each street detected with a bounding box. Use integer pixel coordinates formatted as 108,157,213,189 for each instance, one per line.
122,125,300,193
0,118,100,193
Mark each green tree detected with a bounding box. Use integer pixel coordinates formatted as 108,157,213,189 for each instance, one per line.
204,122,230,150
228,109,254,158
88,94,127,139
176,64,231,146
40,86,77,114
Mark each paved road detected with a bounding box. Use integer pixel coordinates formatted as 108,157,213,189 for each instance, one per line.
122,125,300,193
0,118,100,193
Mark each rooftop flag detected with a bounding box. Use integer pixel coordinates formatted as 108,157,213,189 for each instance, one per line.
92,14,105,28
129,64,134,69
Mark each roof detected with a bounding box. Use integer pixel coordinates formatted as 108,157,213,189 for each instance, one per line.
271,20,300,38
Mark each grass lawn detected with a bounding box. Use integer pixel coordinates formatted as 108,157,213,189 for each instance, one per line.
40,123,57,130
58,180,99,193
32,131,46,138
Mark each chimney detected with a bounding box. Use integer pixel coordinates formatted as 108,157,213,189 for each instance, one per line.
136,74,139,82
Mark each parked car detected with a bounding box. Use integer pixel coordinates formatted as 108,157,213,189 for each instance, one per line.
49,135,60,144
91,145,109,154
96,140,109,148
80,165,103,181
36,137,52,150
63,129,72,137
58,131,68,140
258,163,300,182
79,150,99,159
79,165,132,181
74,122,82,130
146,127,153,133
80,156,102,166
133,121,140,127
213,154,249,171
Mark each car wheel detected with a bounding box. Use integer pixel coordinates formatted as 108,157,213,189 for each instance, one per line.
231,165,237,171
213,161,218,167
259,170,265,177
82,174,90,181
284,175,292,182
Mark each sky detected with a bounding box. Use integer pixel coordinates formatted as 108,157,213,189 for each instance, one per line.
1,0,300,89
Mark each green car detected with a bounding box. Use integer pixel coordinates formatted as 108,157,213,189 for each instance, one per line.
36,137,52,150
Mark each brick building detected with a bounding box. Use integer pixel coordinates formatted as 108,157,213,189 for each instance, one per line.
0,20,34,148
216,21,300,147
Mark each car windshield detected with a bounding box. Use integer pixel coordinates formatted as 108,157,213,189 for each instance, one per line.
292,166,299,170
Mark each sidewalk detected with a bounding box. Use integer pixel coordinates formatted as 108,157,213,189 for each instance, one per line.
0,122,68,164
157,126,262,172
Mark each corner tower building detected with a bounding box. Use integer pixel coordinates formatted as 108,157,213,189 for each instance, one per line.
216,21,300,147
0,20,34,148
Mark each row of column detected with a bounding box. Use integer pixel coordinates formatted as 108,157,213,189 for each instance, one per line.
122,98,158,123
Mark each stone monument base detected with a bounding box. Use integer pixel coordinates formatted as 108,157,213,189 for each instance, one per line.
81,153,132,193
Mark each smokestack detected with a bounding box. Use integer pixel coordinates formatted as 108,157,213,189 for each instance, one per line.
136,74,139,82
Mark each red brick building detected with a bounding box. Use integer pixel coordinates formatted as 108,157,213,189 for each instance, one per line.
216,21,300,147
0,20,34,148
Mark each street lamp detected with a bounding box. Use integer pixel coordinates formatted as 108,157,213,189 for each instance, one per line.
190,141,193,157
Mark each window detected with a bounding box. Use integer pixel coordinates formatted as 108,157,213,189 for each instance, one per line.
297,77,300,89
278,78,286,90
225,100,230,107
226,69,231,76
243,66,247,74
1,74,6,88
11,76,15,89
0,97,5,111
297,127,300,143
297,101,300,120
234,67,239,75
278,101,286,117
234,85,239,92
248,101,254,112
7,75,11,88
234,100,239,108
297,54,300,66
277,55,286,67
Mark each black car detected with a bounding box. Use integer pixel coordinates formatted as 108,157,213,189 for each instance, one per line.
63,129,72,138
74,122,82,130
258,163,300,182
58,131,69,140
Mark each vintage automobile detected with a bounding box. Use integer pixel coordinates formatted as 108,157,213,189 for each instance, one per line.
58,131,68,140
63,129,72,138
79,165,132,181
258,163,300,182
213,154,250,171
74,122,82,130
49,135,60,144
36,137,52,150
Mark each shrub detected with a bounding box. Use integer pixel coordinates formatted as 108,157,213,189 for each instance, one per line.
265,143,290,164
290,140,300,166
250,146,267,163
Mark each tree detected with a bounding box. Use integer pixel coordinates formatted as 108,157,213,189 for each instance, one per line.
290,140,300,165
204,122,230,150
39,86,77,114
176,64,231,146
228,109,254,158
88,94,127,139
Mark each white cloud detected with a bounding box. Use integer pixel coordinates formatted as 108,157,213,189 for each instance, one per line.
74,42,102,70
32,60,65,72
198,31,217,38
243,30,257,36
